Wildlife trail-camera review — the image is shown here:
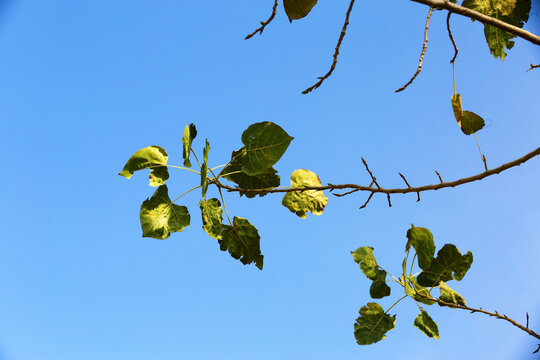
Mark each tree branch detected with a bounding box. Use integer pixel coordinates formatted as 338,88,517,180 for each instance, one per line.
395,7,434,92
216,146,540,199
527,63,540,72
245,0,279,40
302,0,356,94
409,0,540,46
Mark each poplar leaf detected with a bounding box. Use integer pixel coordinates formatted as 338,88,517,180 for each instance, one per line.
139,185,190,239
352,247,391,299
199,198,224,240
417,244,473,287
439,281,466,307
410,277,436,305
201,140,210,198
354,303,396,345
282,169,328,219
462,0,516,15
182,123,197,168
240,122,293,176
405,225,435,270
284,0,318,22
222,148,280,198
414,310,440,340
460,111,485,135
220,217,264,270
149,166,169,187
119,146,169,185
451,94,463,122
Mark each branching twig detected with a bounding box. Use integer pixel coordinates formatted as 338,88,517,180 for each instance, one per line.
435,170,443,183
216,146,540,199
527,64,540,72
446,12,459,64
409,0,540,46
302,0,356,94
436,298,540,341
245,0,279,40
395,7,433,92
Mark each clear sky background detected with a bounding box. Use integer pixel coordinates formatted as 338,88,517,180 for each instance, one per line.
0,1,539,359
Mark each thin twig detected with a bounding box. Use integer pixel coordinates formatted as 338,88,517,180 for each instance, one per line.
399,173,412,188
359,192,375,209
527,64,540,72
302,0,356,94
395,7,434,92
245,0,279,40
409,0,540,45
474,133,488,171
446,12,459,64
216,146,540,197
361,157,381,189
435,170,443,183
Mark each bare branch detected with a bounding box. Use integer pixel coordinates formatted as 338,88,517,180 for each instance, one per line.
302,0,356,94
446,12,459,64
435,298,540,341
435,170,443,183
361,157,381,189
409,0,540,46
245,0,279,40
395,7,434,92
216,146,540,198
359,192,375,209
527,64,540,72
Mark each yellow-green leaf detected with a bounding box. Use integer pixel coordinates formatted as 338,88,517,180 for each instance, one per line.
414,310,440,340
354,303,396,345
119,146,169,185
182,123,197,168
284,0,318,22
439,281,466,307
282,169,328,219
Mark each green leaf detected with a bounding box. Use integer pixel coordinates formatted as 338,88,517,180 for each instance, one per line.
240,122,293,176
139,185,190,239
417,244,473,287
222,149,280,198
405,225,435,270
149,166,169,187
283,0,318,22
410,277,436,305
220,217,264,270
119,146,169,185
199,198,224,240
354,303,396,345
282,169,328,219
352,247,391,299
403,258,414,296
462,0,516,15
414,310,440,340
370,271,391,299
352,247,379,279
451,94,463,122
201,140,210,198
460,111,485,135
463,0,530,60
439,281,466,307
182,123,197,168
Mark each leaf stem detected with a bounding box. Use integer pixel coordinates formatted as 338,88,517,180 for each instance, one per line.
166,164,201,175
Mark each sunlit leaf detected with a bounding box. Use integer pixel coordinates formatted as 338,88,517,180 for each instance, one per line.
414,310,440,339
201,140,210,198
352,247,379,279
352,247,391,299
451,94,463,122
119,146,169,185
282,169,328,219
284,0,318,22
182,123,197,168
139,185,190,239
403,258,414,296
222,149,280,198
410,277,436,305
240,122,293,176
149,166,169,187
439,281,466,307
463,0,530,60
354,303,396,345
199,198,224,240
417,244,473,287
405,225,435,270
220,217,264,270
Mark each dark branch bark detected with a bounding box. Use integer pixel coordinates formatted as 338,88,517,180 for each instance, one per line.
245,0,279,40
215,146,540,198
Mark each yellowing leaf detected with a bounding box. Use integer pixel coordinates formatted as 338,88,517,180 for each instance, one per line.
282,169,328,219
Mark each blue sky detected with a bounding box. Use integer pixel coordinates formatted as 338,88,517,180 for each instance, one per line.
0,1,539,359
